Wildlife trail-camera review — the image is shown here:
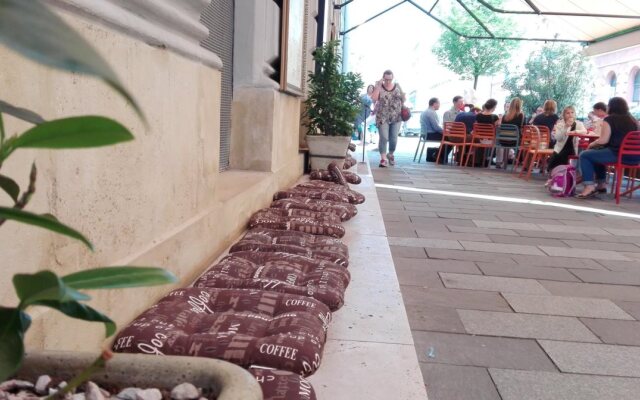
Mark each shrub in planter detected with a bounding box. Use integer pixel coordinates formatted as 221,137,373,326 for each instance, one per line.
303,40,363,170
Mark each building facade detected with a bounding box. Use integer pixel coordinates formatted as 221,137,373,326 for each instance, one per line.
1,0,342,351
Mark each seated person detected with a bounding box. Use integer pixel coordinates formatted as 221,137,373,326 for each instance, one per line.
420,97,443,140
546,105,587,177
455,106,480,134
576,97,640,198
497,97,525,168
476,99,500,126
589,101,607,137
532,99,560,141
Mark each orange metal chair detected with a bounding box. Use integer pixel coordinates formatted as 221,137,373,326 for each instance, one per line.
436,122,467,165
464,123,495,167
519,125,553,181
513,125,534,173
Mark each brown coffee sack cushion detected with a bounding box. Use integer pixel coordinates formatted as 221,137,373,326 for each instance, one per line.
327,161,348,187
251,207,341,224
250,368,317,400
273,188,351,204
229,242,348,267
310,169,362,185
112,288,330,376
344,155,357,169
294,181,365,204
192,252,349,310
270,198,357,221
242,228,349,259
248,209,346,238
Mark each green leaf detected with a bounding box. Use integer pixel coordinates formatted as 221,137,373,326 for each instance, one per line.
0,0,144,121
13,271,90,307
63,267,178,290
0,108,5,144
0,100,47,125
0,307,31,381
34,300,116,337
12,116,134,149
0,174,20,202
0,207,93,249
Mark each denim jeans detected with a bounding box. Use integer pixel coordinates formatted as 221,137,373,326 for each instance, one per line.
378,121,401,154
579,148,640,185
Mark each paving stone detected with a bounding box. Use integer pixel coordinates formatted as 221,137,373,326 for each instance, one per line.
388,237,463,250
426,248,517,264
458,310,600,342
586,233,640,244
597,260,640,272
474,220,541,231
538,224,611,235
440,273,550,294
581,318,640,346
379,212,411,222
412,331,557,371
460,240,545,256
511,254,604,270
394,257,482,275
562,239,640,252
420,364,501,400
514,229,591,240
489,368,640,400
603,228,640,237
410,216,477,228
415,229,491,242
404,303,466,333
540,280,640,302
538,340,640,377
539,246,631,261
569,269,640,286
502,293,633,320
390,245,427,259
615,301,640,320
400,286,512,312
476,263,580,282
487,235,566,247
448,225,520,236
437,212,500,221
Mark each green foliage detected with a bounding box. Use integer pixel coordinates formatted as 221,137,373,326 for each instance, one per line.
502,44,593,116
304,40,364,136
0,0,176,383
432,0,519,89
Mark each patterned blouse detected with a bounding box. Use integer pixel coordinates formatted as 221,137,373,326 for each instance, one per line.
375,84,404,125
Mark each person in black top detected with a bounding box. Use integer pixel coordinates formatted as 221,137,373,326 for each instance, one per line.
497,97,525,168
532,99,560,138
455,106,481,134
576,97,640,198
476,99,500,125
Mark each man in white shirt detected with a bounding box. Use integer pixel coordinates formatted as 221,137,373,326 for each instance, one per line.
590,102,607,136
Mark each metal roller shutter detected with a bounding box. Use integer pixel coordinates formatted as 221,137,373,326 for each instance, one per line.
200,1,235,171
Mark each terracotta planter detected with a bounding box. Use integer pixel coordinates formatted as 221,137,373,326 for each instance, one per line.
306,135,351,171
16,351,262,400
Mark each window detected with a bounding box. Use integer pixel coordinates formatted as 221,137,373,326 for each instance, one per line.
633,70,640,103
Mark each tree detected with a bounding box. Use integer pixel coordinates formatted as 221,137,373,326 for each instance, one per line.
432,0,518,89
502,44,593,116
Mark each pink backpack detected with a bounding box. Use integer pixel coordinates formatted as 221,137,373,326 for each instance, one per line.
548,165,576,197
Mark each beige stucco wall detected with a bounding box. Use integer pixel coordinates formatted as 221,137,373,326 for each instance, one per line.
0,13,303,352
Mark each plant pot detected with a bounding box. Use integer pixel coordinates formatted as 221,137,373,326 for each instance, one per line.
15,351,262,400
306,135,351,171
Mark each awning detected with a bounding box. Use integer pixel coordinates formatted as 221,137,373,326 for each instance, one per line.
338,0,640,54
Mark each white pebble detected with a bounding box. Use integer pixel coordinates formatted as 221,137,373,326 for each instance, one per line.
116,388,141,400
35,375,52,395
85,382,104,400
135,389,162,400
170,383,199,400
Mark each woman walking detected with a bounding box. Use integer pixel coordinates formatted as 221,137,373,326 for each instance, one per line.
371,69,406,167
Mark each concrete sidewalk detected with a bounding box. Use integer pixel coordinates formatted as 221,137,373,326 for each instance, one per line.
372,138,640,400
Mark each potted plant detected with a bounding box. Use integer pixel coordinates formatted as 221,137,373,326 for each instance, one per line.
0,2,262,399
304,40,363,170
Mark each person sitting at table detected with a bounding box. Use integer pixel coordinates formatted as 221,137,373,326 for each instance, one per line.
546,105,586,177
532,99,559,136
528,106,544,124
496,97,525,168
576,97,640,199
476,99,500,125
455,105,481,134
589,101,607,137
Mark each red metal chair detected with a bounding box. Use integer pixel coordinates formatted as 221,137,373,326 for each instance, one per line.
513,125,534,173
610,131,640,204
436,122,467,166
464,123,495,167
